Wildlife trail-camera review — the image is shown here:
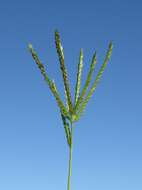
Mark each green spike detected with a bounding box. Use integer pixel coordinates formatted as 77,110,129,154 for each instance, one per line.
64,85,69,111
28,44,48,79
74,48,83,105
76,42,113,120
28,44,69,117
74,51,97,113
50,80,69,116
55,30,73,113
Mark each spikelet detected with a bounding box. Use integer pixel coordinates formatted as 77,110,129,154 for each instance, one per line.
61,113,71,147
28,44,49,80
55,30,73,113
75,42,113,121
64,85,69,112
28,44,68,117
50,80,69,116
74,51,97,112
74,49,83,105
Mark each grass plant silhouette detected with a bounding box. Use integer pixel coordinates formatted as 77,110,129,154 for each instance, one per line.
28,30,113,190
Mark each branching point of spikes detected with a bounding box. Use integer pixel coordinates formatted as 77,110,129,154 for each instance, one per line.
28,37,113,124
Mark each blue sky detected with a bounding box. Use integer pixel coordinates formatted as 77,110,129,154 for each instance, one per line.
0,0,142,190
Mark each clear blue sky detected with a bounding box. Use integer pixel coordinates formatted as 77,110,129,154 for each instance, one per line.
0,0,142,190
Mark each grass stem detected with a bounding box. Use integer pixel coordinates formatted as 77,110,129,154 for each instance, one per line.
67,122,73,190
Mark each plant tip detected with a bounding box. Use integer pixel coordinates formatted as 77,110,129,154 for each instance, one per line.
28,43,33,50
109,41,113,49
55,29,59,35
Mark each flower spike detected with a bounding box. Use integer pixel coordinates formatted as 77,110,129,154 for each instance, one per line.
55,30,73,114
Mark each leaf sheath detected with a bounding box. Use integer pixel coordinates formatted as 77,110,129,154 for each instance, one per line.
61,113,71,146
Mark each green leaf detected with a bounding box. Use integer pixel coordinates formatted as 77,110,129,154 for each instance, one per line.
74,49,83,105
55,30,73,114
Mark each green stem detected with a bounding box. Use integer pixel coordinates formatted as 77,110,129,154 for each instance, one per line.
67,122,73,190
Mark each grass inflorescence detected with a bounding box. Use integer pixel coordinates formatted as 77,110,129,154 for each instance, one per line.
28,30,113,190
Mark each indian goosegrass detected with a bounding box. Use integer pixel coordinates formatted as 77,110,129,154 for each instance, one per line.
28,30,113,190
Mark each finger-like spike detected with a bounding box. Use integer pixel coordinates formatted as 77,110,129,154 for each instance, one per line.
75,42,113,120
50,80,69,115
64,85,69,112
28,44,69,117
74,51,97,112
55,30,73,113
28,44,48,79
74,48,83,105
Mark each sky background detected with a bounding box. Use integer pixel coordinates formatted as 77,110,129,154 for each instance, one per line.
0,0,142,190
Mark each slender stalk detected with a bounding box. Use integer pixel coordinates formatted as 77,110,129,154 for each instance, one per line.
67,122,73,190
